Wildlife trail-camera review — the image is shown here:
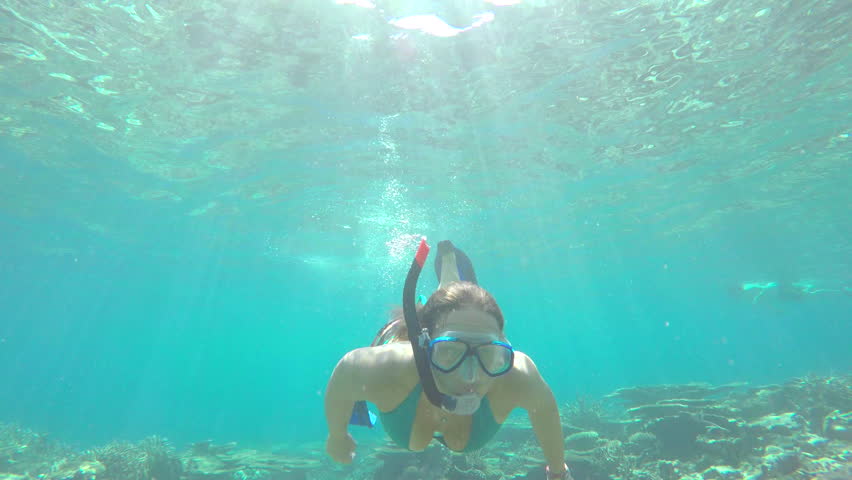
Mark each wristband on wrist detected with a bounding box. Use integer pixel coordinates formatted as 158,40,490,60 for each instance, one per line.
546,463,572,480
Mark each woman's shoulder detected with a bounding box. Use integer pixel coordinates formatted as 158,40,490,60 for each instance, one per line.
344,342,417,385
345,342,419,410
370,342,415,367
508,350,539,377
490,351,547,406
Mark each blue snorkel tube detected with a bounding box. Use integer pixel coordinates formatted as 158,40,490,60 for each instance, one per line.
402,238,458,412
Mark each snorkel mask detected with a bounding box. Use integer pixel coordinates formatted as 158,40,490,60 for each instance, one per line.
417,328,485,415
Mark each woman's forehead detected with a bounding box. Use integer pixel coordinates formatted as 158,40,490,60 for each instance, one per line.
438,330,499,342
438,308,499,332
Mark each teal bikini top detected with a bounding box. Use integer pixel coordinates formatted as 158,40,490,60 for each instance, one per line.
376,383,503,452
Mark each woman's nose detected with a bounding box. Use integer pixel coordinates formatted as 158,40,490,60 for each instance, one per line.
459,355,480,382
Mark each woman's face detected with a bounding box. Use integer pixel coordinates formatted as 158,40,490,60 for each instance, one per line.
431,307,504,397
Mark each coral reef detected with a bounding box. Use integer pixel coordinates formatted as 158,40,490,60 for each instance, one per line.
1,374,849,480
0,423,73,479
83,436,182,480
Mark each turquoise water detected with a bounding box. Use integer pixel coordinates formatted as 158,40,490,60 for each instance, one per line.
0,0,849,457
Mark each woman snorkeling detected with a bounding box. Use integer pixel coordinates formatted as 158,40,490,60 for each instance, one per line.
324,239,573,480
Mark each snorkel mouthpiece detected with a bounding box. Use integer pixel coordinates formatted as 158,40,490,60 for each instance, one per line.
444,393,482,415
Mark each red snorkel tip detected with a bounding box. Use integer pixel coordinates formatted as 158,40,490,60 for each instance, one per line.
414,237,430,268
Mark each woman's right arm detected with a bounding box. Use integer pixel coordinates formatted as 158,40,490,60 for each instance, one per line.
324,348,374,464
324,349,366,439
325,343,413,427
324,344,413,463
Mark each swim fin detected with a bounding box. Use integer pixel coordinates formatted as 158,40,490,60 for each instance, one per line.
434,240,478,285
349,400,377,428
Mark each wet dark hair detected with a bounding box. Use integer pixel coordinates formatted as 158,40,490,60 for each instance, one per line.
370,282,504,346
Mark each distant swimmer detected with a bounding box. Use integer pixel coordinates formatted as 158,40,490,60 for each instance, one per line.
732,281,778,304
732,280,849,303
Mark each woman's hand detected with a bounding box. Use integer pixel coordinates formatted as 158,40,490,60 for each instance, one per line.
546,463,574,480
326,432,357,464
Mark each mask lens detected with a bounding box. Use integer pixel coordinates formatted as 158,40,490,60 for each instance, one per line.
477,343,513,376
430,340,469,372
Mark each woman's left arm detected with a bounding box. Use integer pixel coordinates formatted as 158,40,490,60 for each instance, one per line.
507,352,572,479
